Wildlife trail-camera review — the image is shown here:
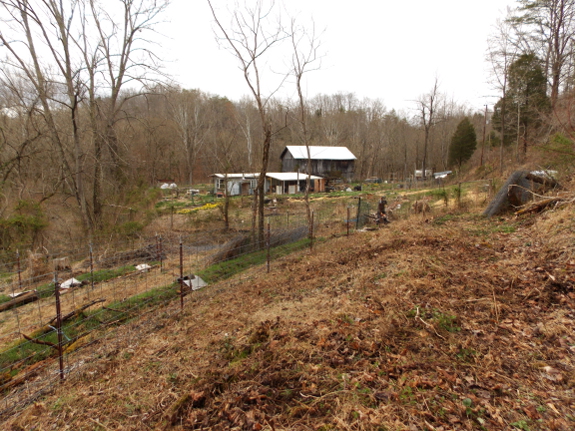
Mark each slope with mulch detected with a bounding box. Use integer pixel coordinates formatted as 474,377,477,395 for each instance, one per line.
3,206,575,430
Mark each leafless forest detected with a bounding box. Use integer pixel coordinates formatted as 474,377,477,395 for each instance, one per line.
1,0,575,248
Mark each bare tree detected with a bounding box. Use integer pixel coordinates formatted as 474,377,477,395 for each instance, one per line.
0,0,92,228
207,0,290,244
508,0,575,108
82,0,169,225
290,16,322,238
488,18,519,174
235,97,258,170
167,88,210,186
414,78,441,180
0,0,169,231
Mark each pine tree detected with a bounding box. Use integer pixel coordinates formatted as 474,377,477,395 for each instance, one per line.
491,54,550,151
448,118,477,169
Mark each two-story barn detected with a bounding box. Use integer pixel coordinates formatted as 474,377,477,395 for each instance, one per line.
280,146,356,182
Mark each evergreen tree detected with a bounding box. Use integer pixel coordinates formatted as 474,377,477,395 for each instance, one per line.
448,117,477,169
492,53,550,151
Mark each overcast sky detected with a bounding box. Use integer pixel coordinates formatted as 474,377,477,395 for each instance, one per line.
160,0,517,114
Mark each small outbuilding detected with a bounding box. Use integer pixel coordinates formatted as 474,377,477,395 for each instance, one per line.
266,172,325,194
414,169,433,180
211,173,259,196
211,172,327,196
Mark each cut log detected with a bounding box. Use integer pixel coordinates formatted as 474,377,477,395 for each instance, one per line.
515,197,562,216
0,290,38,313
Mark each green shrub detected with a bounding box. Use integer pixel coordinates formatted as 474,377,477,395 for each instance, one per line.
0,200,48,249
116,221,144,238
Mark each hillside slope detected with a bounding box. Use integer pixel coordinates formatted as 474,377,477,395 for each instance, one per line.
4,203,575,430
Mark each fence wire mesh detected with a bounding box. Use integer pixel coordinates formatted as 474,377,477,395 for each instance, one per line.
0,182,488,418
0,209,359,417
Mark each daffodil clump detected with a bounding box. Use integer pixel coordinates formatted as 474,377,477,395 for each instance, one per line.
176,202,220,215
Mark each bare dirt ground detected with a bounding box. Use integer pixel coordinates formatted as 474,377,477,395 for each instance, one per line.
3,192,575,430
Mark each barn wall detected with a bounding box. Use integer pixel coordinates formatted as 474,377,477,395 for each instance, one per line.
281,150,355,181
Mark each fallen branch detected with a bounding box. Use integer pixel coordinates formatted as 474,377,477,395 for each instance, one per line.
0,291,38,313
0,360,50,392
48,298,106,325
20,298,106,342
21,333,56,348
515,197,562,216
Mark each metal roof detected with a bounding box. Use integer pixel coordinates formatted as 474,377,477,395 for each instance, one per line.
211,172,322,181
210,173,259,179
266,172,322,181
283,146,356,160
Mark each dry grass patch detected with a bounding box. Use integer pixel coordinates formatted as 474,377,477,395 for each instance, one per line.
3,202,575,430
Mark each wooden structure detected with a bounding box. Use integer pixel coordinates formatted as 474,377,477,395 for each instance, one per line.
280,146,356,182
266,172,325,194
210,173,259,196
211,172,326,196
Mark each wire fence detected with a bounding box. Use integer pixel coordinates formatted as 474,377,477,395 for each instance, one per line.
0,181,497,418
0,207,364,417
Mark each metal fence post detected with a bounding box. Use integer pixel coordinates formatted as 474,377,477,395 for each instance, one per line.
17,250,22,292
14,250,22,335
159,235,163,273
347,207,350,236
310,211,315,251
54,273,65,381
179,238,184,311
266,220,271,273
89,243,94,292
356,197,361,230
155,233,159,265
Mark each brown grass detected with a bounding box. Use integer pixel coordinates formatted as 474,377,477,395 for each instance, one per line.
2,192,575,430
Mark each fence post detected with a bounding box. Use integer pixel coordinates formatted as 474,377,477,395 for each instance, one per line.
155,234,159,266
266,220,271,273
347,207,350,236
14,251,22,334
356,197,361,230
310,211,315,251
159,235,163,272
17,250,22,292
179,238,184,311
89,243,94,292
54,272,65,381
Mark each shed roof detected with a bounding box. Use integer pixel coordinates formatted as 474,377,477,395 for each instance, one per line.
281,146,356,161
266,172,322,181
210,173,259,179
